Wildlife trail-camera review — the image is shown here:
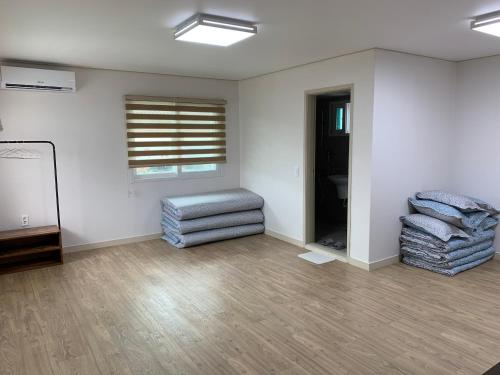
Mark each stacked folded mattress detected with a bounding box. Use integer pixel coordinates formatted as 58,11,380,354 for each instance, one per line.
400,191,498,276
161,188,265,248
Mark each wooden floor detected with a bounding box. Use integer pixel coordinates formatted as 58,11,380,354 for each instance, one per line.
1,234,499,375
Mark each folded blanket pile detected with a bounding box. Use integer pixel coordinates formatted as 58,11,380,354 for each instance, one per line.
400,191,498,276
161,188,265,248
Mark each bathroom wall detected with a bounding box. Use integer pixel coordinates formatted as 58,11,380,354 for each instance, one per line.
314,96,350,228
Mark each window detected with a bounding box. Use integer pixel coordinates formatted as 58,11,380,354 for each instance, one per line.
181,164,217,173
328,101,351,136
135,165,177,177
133,163,220,180
335,107,344,131
125,95,226,179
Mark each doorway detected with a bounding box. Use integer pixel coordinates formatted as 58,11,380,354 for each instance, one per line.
304,86,352,261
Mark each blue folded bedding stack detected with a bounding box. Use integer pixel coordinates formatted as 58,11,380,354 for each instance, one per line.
400,191,499,276
161,188,265,248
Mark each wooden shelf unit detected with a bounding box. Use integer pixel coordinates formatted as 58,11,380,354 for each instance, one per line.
0,225,63,274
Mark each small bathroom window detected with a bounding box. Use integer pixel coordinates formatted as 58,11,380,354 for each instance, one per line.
328,103,347,136
336,108,344,131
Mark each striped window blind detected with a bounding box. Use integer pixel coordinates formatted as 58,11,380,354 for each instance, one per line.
125,95,227,168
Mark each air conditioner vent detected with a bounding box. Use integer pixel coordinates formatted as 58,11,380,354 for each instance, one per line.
5,83,71,91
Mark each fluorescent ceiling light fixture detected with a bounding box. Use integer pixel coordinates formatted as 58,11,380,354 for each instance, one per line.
471,11,500,37
174,14,257,46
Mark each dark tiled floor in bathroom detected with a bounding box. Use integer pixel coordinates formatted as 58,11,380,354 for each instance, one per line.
316,222,347,251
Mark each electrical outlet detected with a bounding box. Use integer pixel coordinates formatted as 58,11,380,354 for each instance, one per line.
21,214,29,227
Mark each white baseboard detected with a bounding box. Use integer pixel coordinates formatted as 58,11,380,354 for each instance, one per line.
63,232,162,253
264,229,305,248
348,257,370,271
264,229,399,271
368,255,400,270
348,255,400,271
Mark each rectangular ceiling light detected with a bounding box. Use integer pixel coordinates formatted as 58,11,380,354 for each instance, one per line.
471,11,500,37
174,14,257,46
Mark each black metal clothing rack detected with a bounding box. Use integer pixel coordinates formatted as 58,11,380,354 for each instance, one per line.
0,140,61,229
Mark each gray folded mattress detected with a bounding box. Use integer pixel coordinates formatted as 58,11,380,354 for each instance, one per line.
401,240,493,263
402,246,495,269
400,227,495,253
162,223,265,248
161,188,264,220
402,253,494,276
162,209,264,234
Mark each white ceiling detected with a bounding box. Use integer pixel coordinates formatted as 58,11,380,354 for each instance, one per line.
1,0,500,80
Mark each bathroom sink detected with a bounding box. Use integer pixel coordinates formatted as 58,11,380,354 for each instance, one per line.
328,175,348,199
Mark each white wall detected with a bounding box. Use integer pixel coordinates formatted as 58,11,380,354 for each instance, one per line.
239,49,461,265
4,49,494,265
0,68,239,248
453,55,500,241
369,50,457,262
239,50,376,263
0,147,58,228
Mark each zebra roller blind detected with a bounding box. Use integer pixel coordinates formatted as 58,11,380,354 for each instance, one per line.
125,95,227,168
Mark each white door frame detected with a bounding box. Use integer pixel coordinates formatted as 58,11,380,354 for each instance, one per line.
303,84,354,260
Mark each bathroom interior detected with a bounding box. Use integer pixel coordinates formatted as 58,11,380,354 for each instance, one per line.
314,91,350,252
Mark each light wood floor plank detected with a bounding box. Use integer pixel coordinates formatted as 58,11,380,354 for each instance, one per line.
1,234,499,374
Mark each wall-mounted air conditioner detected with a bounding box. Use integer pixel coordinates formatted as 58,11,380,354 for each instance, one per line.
0,66,76,92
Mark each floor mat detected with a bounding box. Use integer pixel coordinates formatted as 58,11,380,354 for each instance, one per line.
298,251,336,265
